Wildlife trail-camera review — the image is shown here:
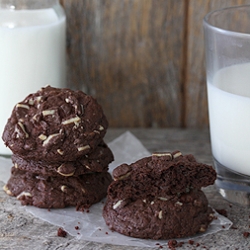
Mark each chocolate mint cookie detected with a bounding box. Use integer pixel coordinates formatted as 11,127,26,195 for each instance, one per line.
12,141,114,176
2,86,108,161
103,151,216,239
4,167,112,210
110,151,216,199
103,189,214,239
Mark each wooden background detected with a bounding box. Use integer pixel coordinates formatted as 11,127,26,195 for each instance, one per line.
60,0,250,128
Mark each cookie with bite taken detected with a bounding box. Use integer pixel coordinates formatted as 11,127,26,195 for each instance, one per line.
103,151,216,240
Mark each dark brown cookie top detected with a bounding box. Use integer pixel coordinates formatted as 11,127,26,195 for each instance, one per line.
4,167,112,210
103,189,214,240
12,141,114,176
110,151,216,200
2,86,108,161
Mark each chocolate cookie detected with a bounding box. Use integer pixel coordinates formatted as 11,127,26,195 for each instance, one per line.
111,151,216,200
12,141,114,176
4,167,112,210
2,86,108,161
103,189,214,240
103,151,216,239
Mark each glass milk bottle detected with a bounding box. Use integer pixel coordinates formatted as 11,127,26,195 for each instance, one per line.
0,0,66,155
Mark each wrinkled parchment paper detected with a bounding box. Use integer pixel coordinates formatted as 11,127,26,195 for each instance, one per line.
0,131,232,247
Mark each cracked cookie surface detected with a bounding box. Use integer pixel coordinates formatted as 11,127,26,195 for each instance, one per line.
103,151,216,239
2,86,108,161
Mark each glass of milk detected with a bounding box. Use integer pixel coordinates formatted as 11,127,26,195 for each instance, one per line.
204,5,250,205
0,0,66,155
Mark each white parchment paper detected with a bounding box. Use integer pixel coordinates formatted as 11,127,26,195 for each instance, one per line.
0,131,232,247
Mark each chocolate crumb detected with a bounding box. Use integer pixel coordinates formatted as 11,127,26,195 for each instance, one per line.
243,232,250,238
168,239,178,249
188,240,194,245
167,240,184,249
216,209,227,217
57,227,67,237
75,226,79,230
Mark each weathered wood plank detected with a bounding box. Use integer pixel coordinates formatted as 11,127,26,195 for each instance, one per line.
61,0,185,127
185,0,250,128
61,0,250,128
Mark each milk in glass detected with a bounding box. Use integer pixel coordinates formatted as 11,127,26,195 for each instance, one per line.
207,62,250,176
0,8,66,154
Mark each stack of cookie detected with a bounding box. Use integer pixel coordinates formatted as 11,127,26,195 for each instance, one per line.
103,151,216,239
2,86,113,210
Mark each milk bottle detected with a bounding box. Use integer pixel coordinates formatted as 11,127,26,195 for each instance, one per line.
0,1,66,155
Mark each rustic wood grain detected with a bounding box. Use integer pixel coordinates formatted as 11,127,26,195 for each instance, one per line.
60,0,250,128
61,0,185,127
185,0,250,128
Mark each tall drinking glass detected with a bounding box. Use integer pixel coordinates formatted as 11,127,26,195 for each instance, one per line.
204,5,250,205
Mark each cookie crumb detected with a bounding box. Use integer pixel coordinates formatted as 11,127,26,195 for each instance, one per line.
57,227,67,237
243,231,250,238
168,239,177,248
216,209,227,217
188,240,194,245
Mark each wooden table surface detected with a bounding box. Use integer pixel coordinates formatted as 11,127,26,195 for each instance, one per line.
1,128,250,250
